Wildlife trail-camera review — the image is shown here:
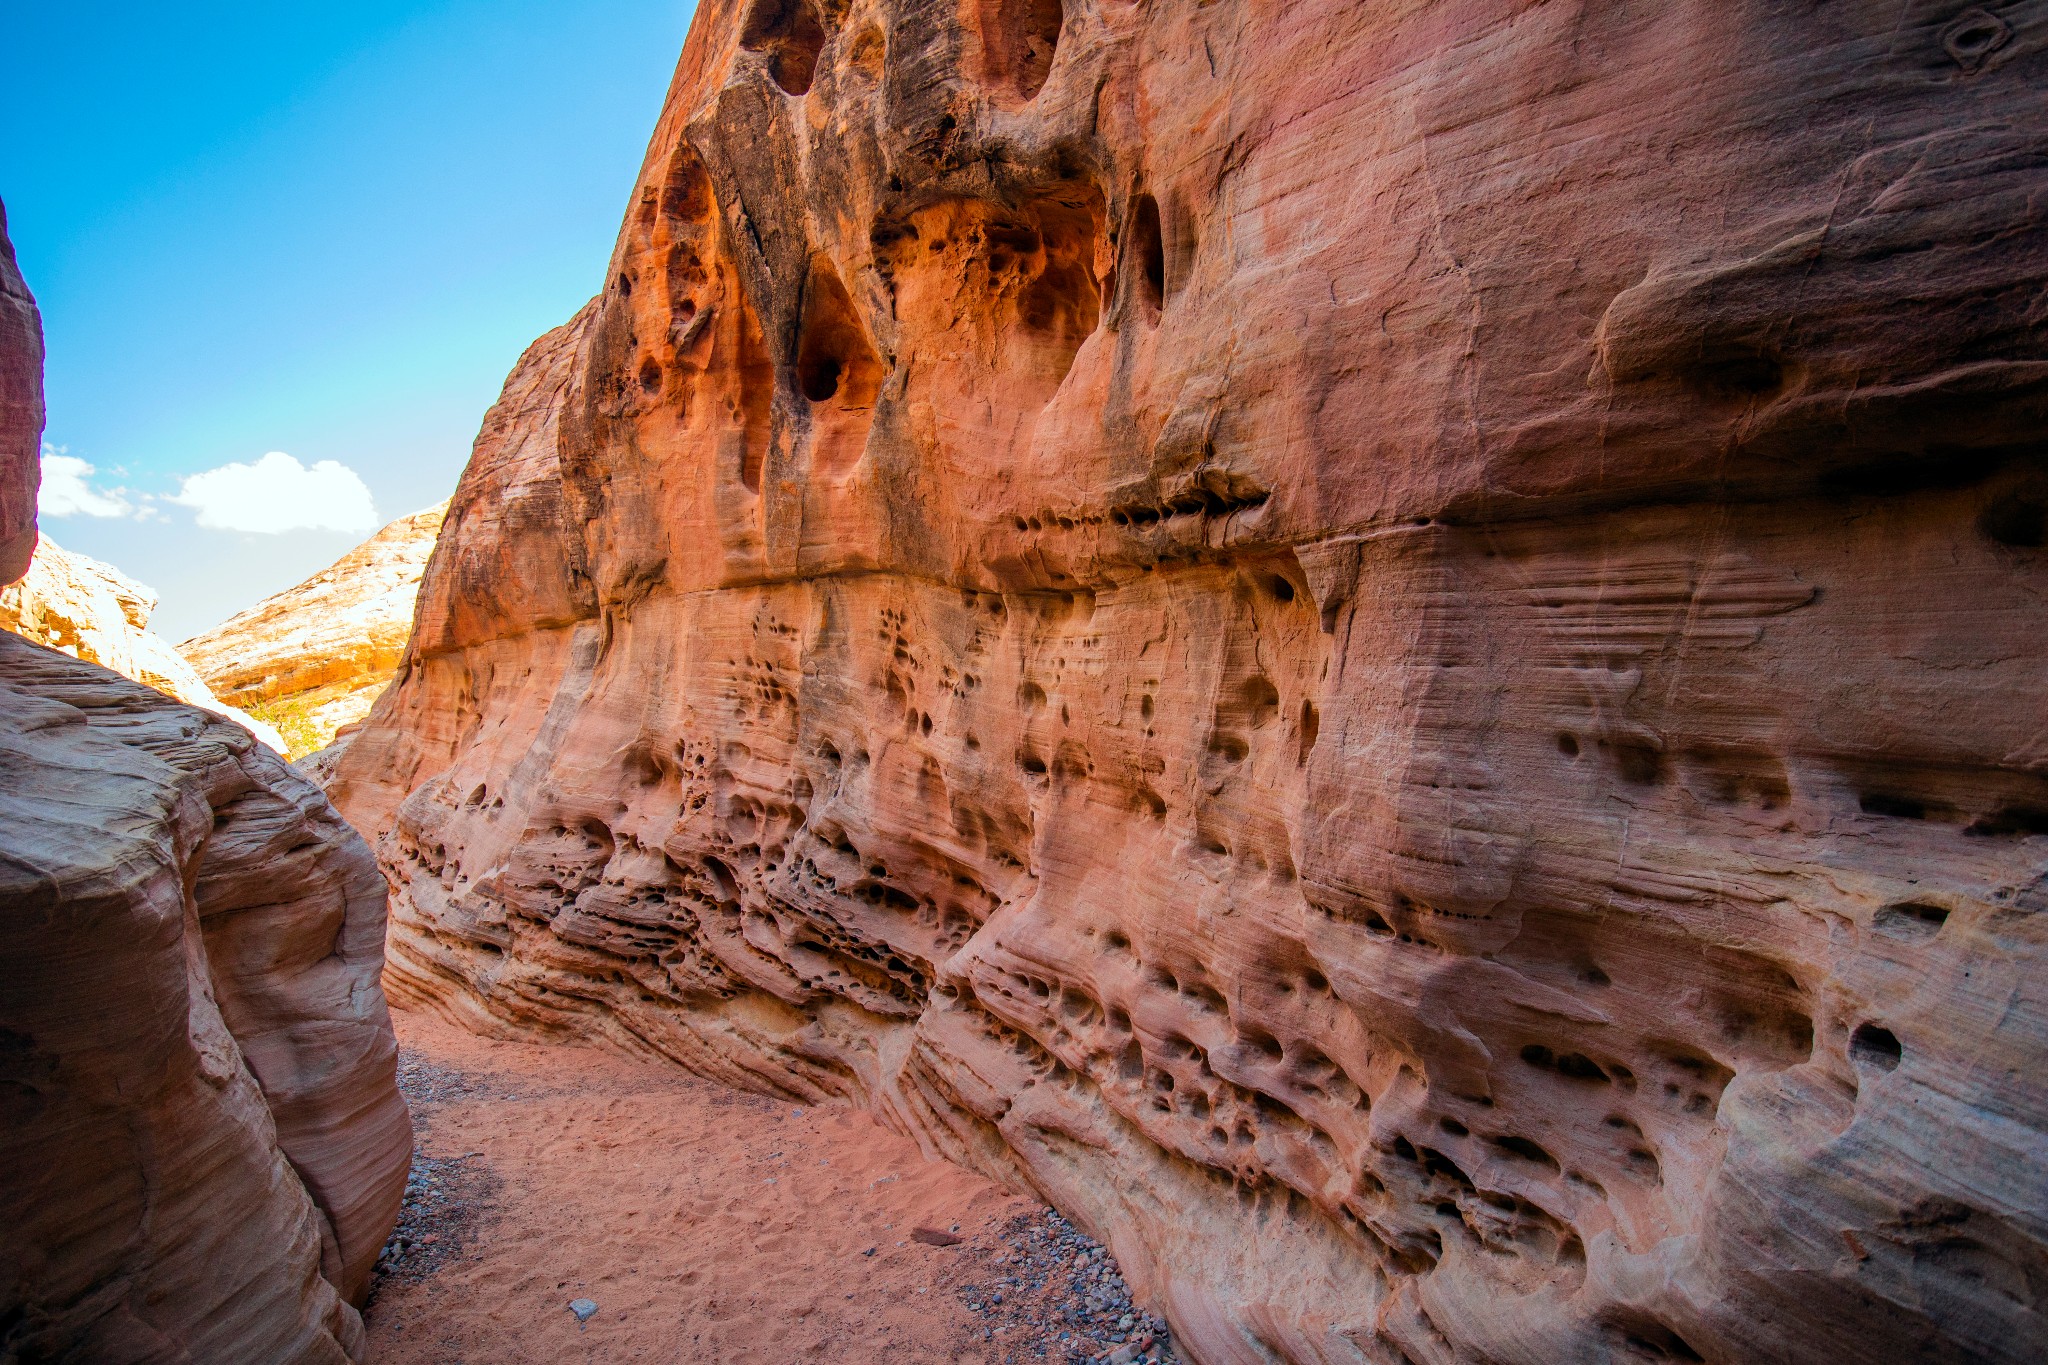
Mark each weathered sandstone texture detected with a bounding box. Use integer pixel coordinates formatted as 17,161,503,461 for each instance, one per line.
2,534,289,752
0,631,412,1361
0,213,408,1364
182,500,449,759
330,3,2048,1362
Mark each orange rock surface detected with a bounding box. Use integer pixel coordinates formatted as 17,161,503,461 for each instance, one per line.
0,207,410,1363
329,5,2048,1362
181,500,449,758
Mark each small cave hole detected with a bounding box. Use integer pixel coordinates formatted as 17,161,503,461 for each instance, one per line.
1129,194,1165,316
795,259,881,414
1557,732,1580,758
1943,9,2013,69
971,0,1065,103
741,0,827,97
1967,805,2048,838
1298,700,1320,765
1849,1023,1902,1073
1612,740,1665,786
1860,791,1929,820
1873,900,1949,942
801,354,843,402
1979,490,2047,548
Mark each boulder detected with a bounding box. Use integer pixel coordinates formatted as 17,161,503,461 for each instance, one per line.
0,633,411,1361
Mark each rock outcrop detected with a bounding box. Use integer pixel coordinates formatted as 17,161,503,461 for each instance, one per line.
2,534,289,752
0,204,409,1364
181,501,449,759
0,201,40,584
329,5,2048,1363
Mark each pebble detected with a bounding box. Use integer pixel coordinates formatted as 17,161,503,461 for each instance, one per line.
568,1298,598,1323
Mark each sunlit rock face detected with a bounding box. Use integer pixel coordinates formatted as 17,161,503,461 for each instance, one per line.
329,3,2048,1361
181,500,449,759
2,534,289,752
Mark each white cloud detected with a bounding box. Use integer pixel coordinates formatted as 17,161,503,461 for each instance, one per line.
169,451,378,534
39,445,141,519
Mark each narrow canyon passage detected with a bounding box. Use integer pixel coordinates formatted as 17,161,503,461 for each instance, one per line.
363,1011,1177,1364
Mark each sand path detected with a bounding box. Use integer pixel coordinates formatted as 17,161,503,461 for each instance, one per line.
362,1009,1174,1364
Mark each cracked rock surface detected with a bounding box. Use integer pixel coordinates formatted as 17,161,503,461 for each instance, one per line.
328,3,2048,1362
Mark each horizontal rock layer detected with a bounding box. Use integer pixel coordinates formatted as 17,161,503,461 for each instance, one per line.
182,501,448,759
330,3,2048,1363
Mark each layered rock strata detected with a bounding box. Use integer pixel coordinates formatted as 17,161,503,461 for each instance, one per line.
2,534,288,752
329,4,2048,1363
0,207,409,1364
182,500,449,759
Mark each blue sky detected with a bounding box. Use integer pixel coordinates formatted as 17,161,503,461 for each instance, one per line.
3,1,696,640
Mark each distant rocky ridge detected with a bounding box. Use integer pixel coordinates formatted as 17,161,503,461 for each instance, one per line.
1,533,287,753
181,500,448,758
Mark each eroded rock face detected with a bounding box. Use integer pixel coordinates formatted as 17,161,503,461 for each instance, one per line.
0,200,42,585
0,634,411,1361
2,534,289,752
330,3,2048,1362
181,501,449,758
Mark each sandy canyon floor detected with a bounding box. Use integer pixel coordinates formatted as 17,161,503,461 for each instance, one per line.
362,1011,1179,1364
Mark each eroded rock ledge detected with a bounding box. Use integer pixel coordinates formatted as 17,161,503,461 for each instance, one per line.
329,3,2048,1362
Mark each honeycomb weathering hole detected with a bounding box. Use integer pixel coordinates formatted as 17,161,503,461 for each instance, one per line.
969,0,1064,103
742,0,827,96
1129,194,1165,317
797,263,880,406
796,259,882,473
1850,1023,1902,1073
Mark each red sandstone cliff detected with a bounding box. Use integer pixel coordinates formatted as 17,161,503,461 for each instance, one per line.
0,204,410,1362
330,5,2048,1362
0,201,41,583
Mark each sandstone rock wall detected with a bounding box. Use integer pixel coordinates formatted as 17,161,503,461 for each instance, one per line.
181,500,449,758
2,534,289,753
0,632,412,1362
0,199,42,584
0,203,408,1365
329,4,2048,1362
